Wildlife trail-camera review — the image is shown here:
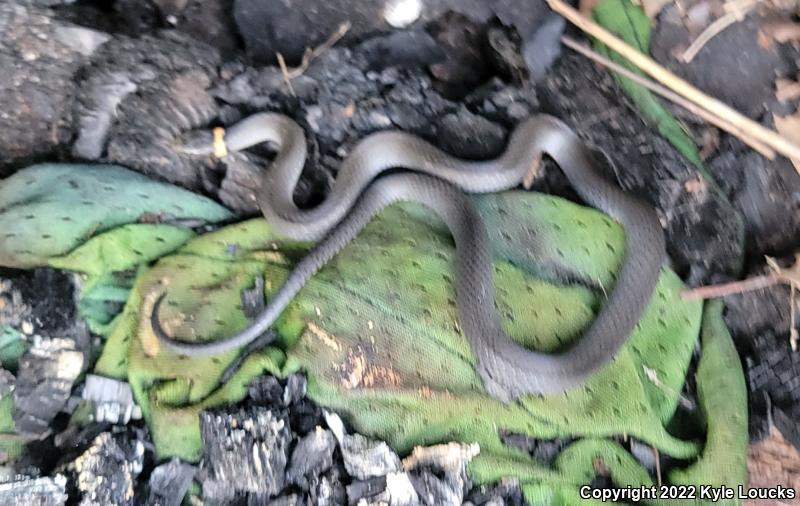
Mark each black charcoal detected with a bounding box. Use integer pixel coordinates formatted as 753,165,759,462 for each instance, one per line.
283,373,307,407
61,432,144,506
248,375,284,406
404,443,479,506
14,336,83,434
499,432,569,464
340,433,401,480
199,407,290,502
145,458,197,506
310,465,348,506
286,427,336,489
325,410,401,479
346,475,387,504
0,474,68,506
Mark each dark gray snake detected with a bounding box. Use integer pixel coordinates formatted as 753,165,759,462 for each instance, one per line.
150,112,665,401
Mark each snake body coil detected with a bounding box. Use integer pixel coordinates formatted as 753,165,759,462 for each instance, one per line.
151,113,665,401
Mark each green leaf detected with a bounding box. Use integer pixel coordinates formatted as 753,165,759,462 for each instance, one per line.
592,0,704,169
0,164,232,268
0,326,28,371
668,300,748,503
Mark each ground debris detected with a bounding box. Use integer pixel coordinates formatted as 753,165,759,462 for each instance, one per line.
499,431,569,464
0,277,32,331
198,407,291,502
0,268,78,336
289,397,324,437
357,472,420,506
150,0,240,57
747,425,800,499
311,464,348,506
144,458,197,506
231,0,486,66
0,367,15,397
59,431,144,506
71,71,136,160
464,477,525,506
286,426,337,489
325,411,400,480
283,373,308,406
357,29,445,70
74,31,221,190
651,6,792,119
428,11,490,96
340,433,402,480
0,2,98,173
248,373,322,436
248,375,284,406
402,441,479,472
323,410,481,505
256,493,301,506
409,471,463,506
747,329,800,446
0,473,68,506
14,335,83,435
773,108,800,173
347,475,387,503
403,442,479,506
521,13,566,82
81,374,141,425
434,109,506,160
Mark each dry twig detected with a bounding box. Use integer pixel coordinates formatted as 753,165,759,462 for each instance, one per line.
276,22,351,96
680,273,780,300
276,52,296,96
288,22,350,79
561,37,776,158
680,0,758,63
682,255,800,350
547,0,800,167
653,446,662,488
643,365,695,410
770,255,800,350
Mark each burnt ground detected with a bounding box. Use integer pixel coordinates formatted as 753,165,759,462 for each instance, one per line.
1,0,800,504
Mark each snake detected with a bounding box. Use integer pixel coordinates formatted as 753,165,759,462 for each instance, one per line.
150,112,665,401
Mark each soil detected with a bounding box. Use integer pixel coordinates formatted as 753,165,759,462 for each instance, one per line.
1,0,800,503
